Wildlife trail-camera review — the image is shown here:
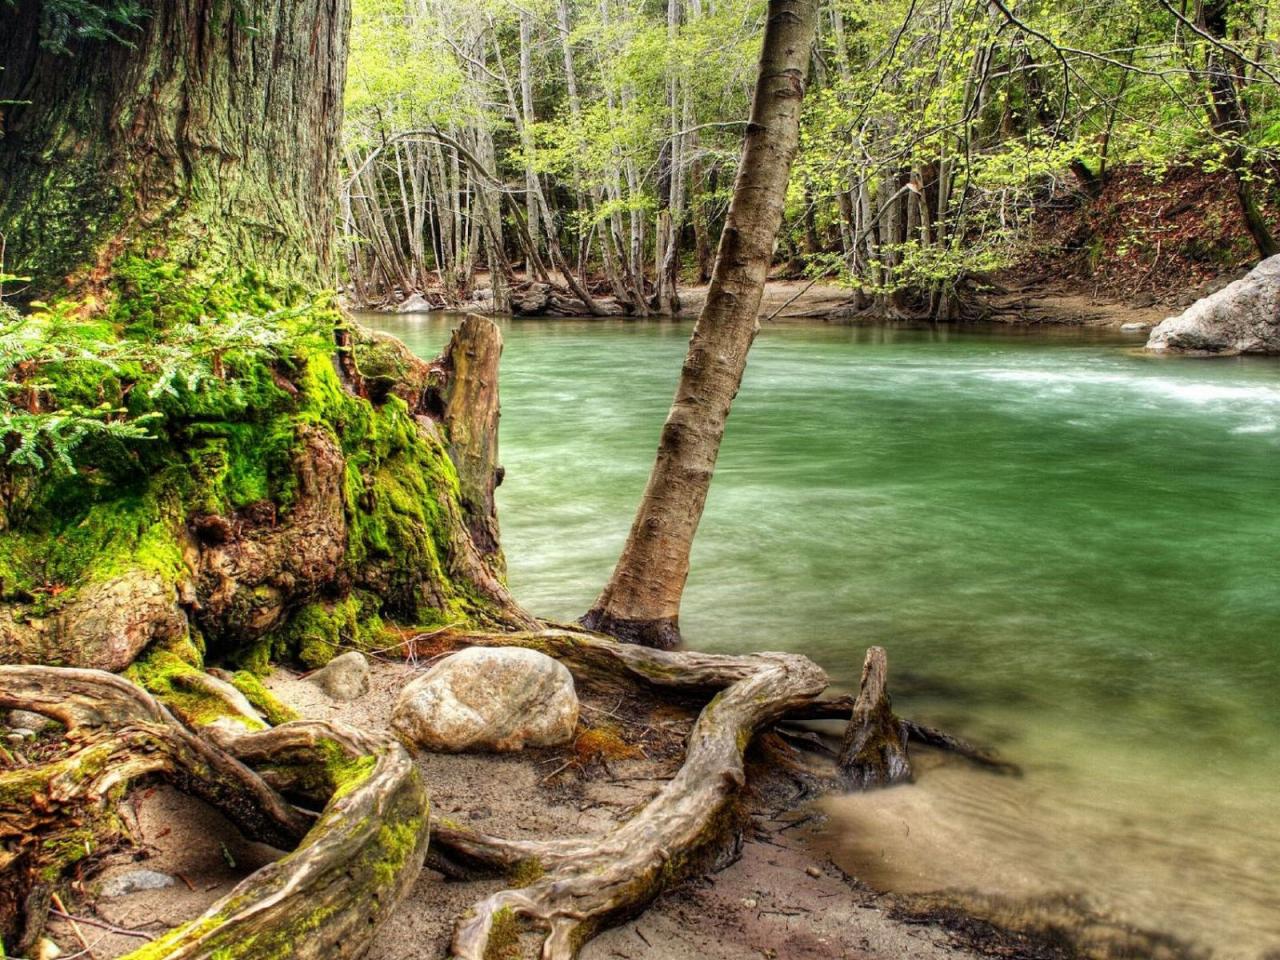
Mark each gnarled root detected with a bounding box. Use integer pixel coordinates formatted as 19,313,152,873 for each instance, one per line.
0,666,429,959
417,630,828,960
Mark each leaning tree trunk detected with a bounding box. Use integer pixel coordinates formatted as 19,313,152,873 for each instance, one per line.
583,0,819,647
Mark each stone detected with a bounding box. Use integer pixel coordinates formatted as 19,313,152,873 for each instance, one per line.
100,869,175,898
8,709,58,732
396,292,433,313
308,651,370,701
1119,322,1149,332
391,647,578,753
1147,255,1280,355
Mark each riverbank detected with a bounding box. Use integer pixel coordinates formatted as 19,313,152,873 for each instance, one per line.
350,274,1196,329
57,656,1007,960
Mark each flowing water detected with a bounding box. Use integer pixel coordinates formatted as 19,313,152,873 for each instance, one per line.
365,313,1280,958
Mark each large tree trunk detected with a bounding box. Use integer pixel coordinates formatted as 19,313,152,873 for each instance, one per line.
0,0,529,674
583,0,818,648
0,0,348,297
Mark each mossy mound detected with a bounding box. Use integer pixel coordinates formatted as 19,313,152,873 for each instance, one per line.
0,261,521,682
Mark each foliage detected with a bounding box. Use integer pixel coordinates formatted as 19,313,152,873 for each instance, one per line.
0,288,320,478
0,0,147,52
343,0,1280,315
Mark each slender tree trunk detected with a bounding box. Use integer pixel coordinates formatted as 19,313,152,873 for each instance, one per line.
582,0,818,648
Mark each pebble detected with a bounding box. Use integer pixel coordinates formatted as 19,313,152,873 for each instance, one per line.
99,868,176,898
805,865,822,878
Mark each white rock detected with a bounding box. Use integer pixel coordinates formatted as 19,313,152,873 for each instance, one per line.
1147,255,1280,354
1119,322,1149,332
392,647,578,753
100,869,175,898
8,709,58,732
308,651,370,702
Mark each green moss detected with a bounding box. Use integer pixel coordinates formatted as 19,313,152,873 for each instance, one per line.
228,671,299,726
4,260,500,676
484,906,523,960
507,857,545,888
125,647,264,731
265,593,386,670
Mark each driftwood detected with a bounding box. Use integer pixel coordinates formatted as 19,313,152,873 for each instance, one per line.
0,666,428,959
836,646,912,790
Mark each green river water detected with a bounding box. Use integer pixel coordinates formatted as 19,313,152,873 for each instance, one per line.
366,313,1280,959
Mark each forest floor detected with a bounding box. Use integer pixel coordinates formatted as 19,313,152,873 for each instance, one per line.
51,658,1017,960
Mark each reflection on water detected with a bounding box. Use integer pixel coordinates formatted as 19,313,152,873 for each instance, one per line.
363,312,1280,959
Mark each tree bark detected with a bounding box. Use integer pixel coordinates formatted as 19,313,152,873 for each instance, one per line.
836,646,912,790
583,0,818,647
0,0,349,297
1196,0,1278,258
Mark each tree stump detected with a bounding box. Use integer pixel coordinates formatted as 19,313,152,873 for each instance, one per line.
837,646,912,791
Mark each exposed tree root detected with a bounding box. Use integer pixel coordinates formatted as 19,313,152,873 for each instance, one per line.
0,666,429,959
395,629,828,960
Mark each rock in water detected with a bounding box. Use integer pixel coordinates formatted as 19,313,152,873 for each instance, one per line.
1147,255,1280,355
392,647,578,752
308,651,371,701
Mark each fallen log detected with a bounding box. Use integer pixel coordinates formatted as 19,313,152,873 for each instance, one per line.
0,666,429,959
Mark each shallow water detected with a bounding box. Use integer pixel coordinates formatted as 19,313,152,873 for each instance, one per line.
365,313,1280,958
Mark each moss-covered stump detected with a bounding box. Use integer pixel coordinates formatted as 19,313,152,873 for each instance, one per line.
0,275,531,681
0,666,430,959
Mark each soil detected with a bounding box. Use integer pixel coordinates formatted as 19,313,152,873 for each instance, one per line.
47,657,1006,960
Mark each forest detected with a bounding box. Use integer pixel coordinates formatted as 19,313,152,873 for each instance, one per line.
339,0,1280,318
1,1,1278,959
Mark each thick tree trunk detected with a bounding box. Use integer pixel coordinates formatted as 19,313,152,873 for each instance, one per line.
0,0,348,296
0,1,529,674
583,0,818,647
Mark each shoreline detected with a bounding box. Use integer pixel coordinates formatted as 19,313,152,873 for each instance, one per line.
348,277,1181,330
56,657,1041,960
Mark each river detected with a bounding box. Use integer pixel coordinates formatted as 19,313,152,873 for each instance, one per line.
364,313,1280,959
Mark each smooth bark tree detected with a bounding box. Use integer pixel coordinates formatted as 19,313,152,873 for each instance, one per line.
582,0,819,648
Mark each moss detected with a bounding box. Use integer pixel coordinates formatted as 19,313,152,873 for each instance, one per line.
4,260,500,676
265,592,386,670
483,906,523,960
573,724,641,764
125,647,264,731
228,671,299,726
507,857,545,888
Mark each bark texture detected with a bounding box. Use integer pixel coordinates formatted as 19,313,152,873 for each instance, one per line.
583,0,819,648
0,0,349,296
836,645,911,790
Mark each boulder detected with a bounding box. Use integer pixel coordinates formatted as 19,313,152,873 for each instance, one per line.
391,647,577,752
1147,255,1280,355
308,651,370,701
396,292,434,314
